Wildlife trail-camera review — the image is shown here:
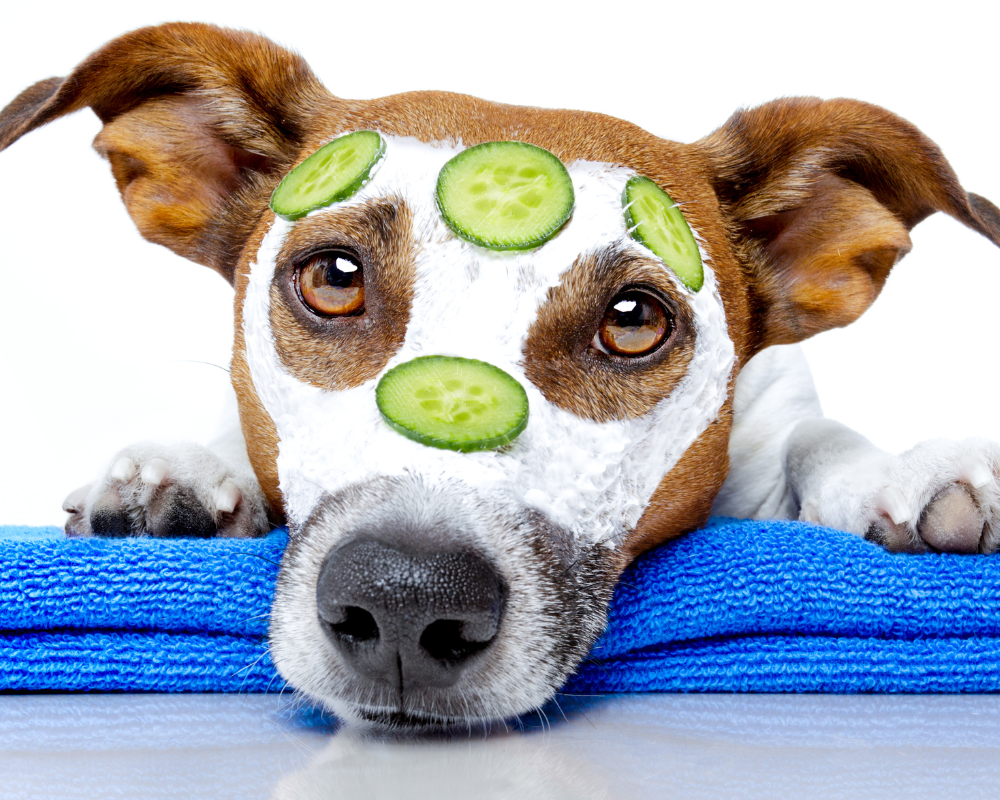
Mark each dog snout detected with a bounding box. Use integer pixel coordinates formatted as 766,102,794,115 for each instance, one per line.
316,538,507,690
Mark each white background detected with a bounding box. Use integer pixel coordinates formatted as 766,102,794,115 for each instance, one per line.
1,0,998,526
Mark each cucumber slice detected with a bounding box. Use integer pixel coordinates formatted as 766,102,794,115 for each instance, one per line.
270,131,385,220
376,356,529,452
436,142,574,250
622,176,704,292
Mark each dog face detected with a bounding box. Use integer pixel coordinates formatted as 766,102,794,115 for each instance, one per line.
4,23,998,728
245,136,734,724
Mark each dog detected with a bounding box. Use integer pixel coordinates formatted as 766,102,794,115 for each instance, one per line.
3,22,999,729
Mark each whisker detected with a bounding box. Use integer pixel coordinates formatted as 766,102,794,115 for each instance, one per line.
234,551,283,568
552,695,569,725
165,359,232,374
236,612,271,625
234,648,269,695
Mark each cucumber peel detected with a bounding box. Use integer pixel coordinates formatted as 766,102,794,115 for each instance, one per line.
270,131,385,221
436,141,574,251
376,356,529,452
623,176,703,291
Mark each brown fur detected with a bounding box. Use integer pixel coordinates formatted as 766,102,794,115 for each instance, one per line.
523,247,696,421
733,174,913,343
230,344,284,521
231,219,284,520
4,23,1000,563
94,96,274,277
0,23,329,282
625,398,734,559
697,97,1000,354
270,199,416,390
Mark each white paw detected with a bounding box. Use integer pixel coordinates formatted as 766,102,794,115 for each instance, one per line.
62,442,270,539
799,438,1000,554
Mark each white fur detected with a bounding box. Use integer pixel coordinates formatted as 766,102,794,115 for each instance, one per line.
243,135,735,546
65,437,268,538
269,477,604,725
712,344,822,519
716,344,1000,553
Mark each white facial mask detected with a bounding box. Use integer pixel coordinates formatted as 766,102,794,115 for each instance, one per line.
243,135,735,547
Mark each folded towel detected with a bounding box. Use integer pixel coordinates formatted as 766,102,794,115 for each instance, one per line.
0,527,284,692
2,519,998,695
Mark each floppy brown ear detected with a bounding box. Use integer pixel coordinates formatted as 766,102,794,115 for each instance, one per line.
0,22,331,283
698,97,1000,352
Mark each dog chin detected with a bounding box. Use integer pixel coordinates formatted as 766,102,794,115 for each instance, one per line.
345,704,500,735
267,474,622,728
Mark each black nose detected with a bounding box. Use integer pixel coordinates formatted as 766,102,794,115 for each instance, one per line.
316,538,506,690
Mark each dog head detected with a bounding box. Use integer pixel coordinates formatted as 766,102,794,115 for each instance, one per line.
4,23,998,728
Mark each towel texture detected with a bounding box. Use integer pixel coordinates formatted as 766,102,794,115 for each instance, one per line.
2,519,998,694
0,527,284,692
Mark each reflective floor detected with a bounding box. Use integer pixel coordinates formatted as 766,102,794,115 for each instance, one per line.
2,693,998,799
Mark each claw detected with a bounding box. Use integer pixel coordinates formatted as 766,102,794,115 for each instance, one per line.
62,484,91,515
960,457,993,490
799,500,822,524
140,458,170,486
875,486,912,526
213,481,241,514
110,457,137,482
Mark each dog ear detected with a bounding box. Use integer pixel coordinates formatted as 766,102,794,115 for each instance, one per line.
0,23,330,283
698,97,1000,352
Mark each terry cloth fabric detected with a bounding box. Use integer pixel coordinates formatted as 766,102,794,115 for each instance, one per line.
1,518,999,694
0,527,286,693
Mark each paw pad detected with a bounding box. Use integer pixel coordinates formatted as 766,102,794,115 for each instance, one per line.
918,485,984,554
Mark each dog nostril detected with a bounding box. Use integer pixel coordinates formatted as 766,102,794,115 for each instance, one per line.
419,619,494,663
327,605,379,644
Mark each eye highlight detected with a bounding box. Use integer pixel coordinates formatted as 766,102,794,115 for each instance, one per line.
595,290,673,357
298,250,365,316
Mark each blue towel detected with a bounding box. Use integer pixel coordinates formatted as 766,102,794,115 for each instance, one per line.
2,519,998,694
0,527,284,692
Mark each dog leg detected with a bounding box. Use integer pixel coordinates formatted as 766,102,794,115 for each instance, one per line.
62,427,270,539
784,424,998,554
716,344,999,554
712,344,821,521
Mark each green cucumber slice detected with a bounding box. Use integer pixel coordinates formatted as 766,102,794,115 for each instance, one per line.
376,356,529,452
270,131,386,220
622,176,704,292
436,141,574,250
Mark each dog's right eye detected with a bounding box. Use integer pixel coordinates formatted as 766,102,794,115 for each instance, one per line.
297,250,365,316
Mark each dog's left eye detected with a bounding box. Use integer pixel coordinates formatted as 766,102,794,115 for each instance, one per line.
297,250,365,316
593,290,673,357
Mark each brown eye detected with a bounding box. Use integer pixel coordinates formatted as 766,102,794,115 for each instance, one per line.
298,250,365,316
596,290,673,357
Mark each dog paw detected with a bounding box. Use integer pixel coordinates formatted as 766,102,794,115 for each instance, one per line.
62,442,270,539
799,438,1000,554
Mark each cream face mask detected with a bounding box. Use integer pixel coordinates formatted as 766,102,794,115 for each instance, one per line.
244,132,734,547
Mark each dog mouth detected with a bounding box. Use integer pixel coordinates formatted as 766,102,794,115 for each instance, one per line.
268,475,621,729
354,705,482,732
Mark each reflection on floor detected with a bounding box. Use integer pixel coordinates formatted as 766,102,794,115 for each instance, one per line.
3,693,998,799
